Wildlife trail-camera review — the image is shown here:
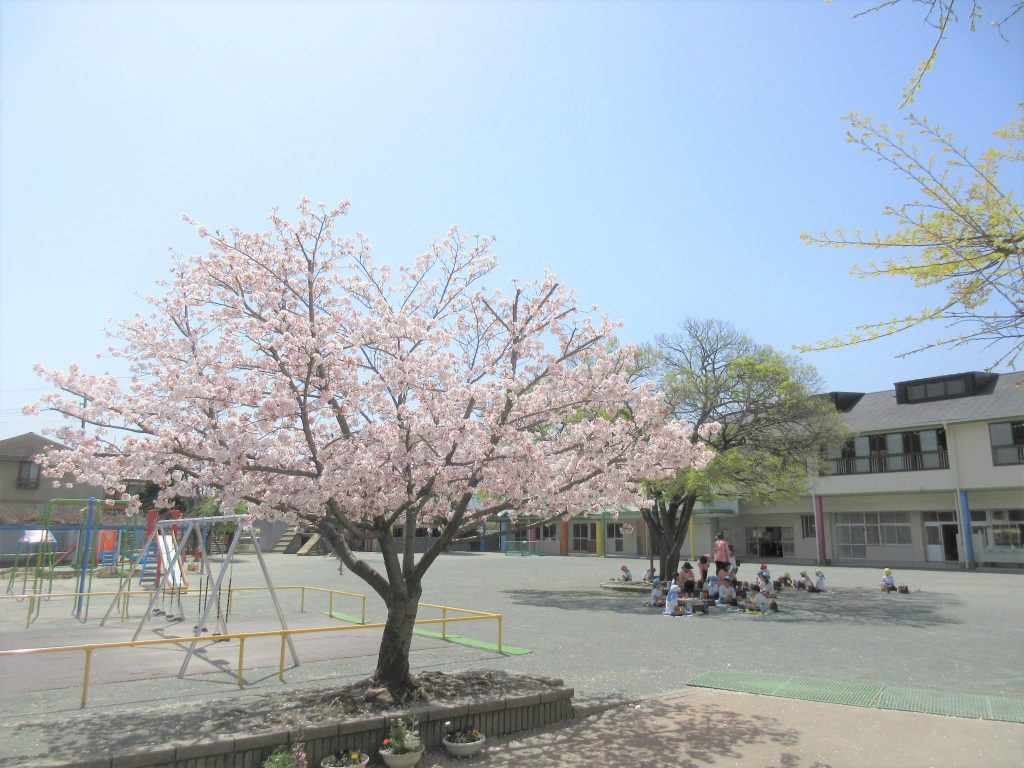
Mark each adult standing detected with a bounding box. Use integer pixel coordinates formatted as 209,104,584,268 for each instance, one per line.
712,531,731,578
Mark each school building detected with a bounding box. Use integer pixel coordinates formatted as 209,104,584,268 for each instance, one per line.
528,370,1022,570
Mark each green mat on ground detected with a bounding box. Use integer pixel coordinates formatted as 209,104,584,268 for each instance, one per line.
326,611,532,655
687,670,1024,723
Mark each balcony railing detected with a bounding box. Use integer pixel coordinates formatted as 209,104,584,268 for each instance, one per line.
992,444,1024,466
827,450,949,476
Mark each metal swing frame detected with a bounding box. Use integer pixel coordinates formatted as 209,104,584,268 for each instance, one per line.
98,514,299,678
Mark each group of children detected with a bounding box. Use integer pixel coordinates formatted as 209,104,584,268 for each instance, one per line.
645,560,800,616
632,562,909,614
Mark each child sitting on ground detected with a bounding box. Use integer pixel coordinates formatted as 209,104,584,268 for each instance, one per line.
880,567,897,592
641,566,655,583
704,574,720,600
815,568,826,592
717,576,738,605
757,573,777,598
650,579,665,607
745,584,770,613
797,570,816,591
679,562,697,596
663,582,684,615
780,572,793,588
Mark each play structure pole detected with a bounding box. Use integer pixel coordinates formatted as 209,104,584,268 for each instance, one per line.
74,498,96,619
177,523,299,678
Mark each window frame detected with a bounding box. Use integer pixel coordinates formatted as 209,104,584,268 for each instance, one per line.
990,421,1024,466
17,461,40,489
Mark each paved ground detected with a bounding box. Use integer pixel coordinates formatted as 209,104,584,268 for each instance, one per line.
1,551,1023,766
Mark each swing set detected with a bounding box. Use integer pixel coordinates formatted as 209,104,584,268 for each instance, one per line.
98,513,299,678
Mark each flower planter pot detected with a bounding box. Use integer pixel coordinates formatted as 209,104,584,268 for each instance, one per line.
380,748,424,768
443,735,486,757
321,754,369,768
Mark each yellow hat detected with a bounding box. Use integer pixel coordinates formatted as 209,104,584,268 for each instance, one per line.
883,568,892,574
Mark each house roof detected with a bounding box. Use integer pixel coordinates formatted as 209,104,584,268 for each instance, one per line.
839,372,1022,434
0,432,67,462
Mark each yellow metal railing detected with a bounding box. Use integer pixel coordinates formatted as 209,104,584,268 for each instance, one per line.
0,598,503,708
0,584,367,627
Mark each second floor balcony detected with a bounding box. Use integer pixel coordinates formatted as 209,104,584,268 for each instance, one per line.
827,450,950,476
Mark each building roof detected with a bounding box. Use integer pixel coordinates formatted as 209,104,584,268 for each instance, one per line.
839,372,1022,434
0,432,67,462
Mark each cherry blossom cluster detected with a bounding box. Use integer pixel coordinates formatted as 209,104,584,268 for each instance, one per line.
29,199,715,528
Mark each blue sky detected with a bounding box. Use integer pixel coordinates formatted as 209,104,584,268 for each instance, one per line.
1,0,1021,438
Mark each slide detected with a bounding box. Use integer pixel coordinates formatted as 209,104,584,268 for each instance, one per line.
157,533,188,590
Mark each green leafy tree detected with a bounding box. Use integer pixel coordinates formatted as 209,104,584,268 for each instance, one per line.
640,319,846,579
841,0,1022,108
800,110,1023,368
808,3,1024,367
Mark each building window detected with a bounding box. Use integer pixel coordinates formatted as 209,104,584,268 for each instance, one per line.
835,512,911,559
17,461,40,488
572,522,596,553
539,523,558,540
969,509,1024,548
895,373,988,403
801,515,816,539
990,421,1024,466
744,526,794,557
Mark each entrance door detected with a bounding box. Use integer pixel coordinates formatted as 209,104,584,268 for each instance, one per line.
572,522,596,553
925,525,945,561
941,524,960,561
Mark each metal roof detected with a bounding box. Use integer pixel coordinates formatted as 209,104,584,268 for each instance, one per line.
840,372,1023,433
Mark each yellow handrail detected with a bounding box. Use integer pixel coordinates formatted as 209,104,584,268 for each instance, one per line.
0,605,504,708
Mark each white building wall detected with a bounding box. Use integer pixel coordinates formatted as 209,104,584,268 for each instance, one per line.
815,467,955,496
968,489,1024,508
948,421,1023,490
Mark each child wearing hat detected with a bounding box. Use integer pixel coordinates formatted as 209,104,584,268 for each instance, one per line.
663,582,682,615
796,570,814,590
650,579,666,607
880,568,897,592
620,564,633,582
815,569,826,592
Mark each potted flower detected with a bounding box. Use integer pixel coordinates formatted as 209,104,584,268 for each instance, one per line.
442,720,486,758
379,718,423,768
321,751,369,768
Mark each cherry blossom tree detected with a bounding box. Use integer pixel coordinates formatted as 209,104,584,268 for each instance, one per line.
29,199,713,698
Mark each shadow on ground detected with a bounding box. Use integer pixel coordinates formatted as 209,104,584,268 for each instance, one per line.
502,586,960,628
418,701,828,768
7,695,282,763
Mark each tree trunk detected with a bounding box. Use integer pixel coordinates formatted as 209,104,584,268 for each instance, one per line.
644,496,697,580
661,536,686,583
373,587,422,700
